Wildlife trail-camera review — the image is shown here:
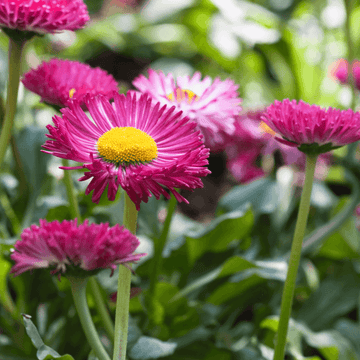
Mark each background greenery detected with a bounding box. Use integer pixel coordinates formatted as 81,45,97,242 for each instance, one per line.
1,0,360,359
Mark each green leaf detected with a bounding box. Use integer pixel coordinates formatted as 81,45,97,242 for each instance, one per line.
186,207,253,266
129,336,177,359
218,178,279,214
22,314,74,360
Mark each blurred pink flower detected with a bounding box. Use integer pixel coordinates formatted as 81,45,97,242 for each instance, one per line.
0,0,89,34
261,99,360,154
10,219,145,277
133,69,242,150
43,92,210,210
330,58,360,90
225,109,332,183
22,59,119,108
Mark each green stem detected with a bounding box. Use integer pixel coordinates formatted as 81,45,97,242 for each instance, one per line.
148,194,177,322
273,154,318,360
113,193,138,360
62,159,81,220
0,38,25,169
89,277,115,341
68,276,111,360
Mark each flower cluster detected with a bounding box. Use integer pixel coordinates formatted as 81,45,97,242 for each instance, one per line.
133,69,242,150
0,0,90,34
10,219,146,277
330,58,360,91
22,59,119,108
43,92,211,210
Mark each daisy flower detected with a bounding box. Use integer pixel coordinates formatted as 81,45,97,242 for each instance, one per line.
42,92,210,210
132,69,242,150
261,99,360,155
10,219,146,277
22,59,119,108
330,58,360,91
0,0,89,35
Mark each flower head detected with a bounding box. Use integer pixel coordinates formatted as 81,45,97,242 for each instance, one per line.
261,99,360,155
0,0,89,35
22,59,119,108
43,92,210,210
132,69,242,150
330,58,360,90
10,219,145,277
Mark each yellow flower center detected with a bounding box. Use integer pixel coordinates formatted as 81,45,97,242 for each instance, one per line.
259,121,276,137
69,88,76,99
167,88,199,104
96,127,158,166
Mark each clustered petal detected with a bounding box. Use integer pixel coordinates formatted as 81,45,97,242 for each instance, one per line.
261,99,360,154
132,69,242,150
22,59,119,108
43,92,210,210
225,110,331,183
10,219,145,277
0,0,90,34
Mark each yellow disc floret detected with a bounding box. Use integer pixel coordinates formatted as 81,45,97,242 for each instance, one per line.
167,88,199,104
97,127,158,166
69,88,76,99
259,121,276,137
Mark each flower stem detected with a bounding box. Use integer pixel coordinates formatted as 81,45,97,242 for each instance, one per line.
62,159,81,220
273,154,318,360
113,193,138,360
148,194,177,325
0,38,25,169
68,276,111,360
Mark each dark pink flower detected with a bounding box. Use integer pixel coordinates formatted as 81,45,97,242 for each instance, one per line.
330,58,360,90
261,99,360,154
10,219,145,277
133,69,242,150
22,59,119,108
0,0,89,34
42,92,210,210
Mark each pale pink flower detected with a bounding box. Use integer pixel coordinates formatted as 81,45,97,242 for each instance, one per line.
0,0,89,34
22,59,119,108
10,219,145,277
132,69,242,150
43,92,210,210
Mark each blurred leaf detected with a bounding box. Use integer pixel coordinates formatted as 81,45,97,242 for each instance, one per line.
129,336,177,359
186,207,253,266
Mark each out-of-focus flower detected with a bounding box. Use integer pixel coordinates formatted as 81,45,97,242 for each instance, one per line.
22,59,119,108
0,0,89,35
261,99,360,155
10,219,145,277
132,69,242,150
43,92,210,210
330,58,360,90
225,109,331,183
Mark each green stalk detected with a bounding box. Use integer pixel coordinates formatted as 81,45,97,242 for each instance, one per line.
0,38,25,169
148,194,177,324
113,193,138,360
273,154,318,360
68,276,111,360
61,160,115,341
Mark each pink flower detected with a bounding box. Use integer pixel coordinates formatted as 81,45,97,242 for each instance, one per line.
0,0,89,34
261,99,360,155
43,92,210,210
132,69,242,150
10,219,145,277
22,59,119,108
330,58,360,90
225,110,331,183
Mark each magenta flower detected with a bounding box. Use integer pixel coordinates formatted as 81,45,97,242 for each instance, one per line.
43,92,210,210
132,69,242,150
22,59,119,108
0,0,89,34
10,219,145,277
261,99,360,155
330,58,360,91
